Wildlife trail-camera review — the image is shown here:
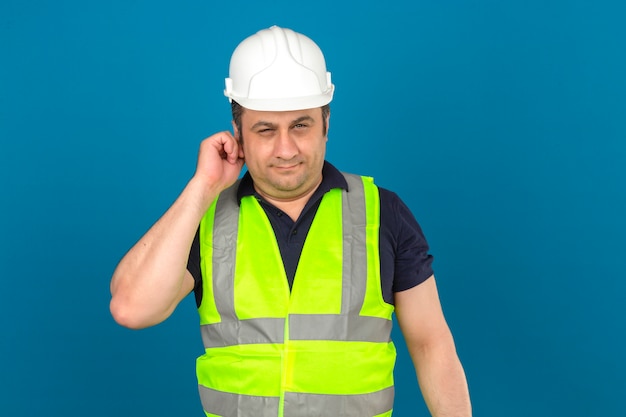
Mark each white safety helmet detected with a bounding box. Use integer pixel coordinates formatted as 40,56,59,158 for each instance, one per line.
224,26,334,111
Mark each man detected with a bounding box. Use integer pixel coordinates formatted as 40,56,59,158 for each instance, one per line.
110,26,471,417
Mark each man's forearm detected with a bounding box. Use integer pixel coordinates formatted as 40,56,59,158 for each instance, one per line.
412,341,472,417
109,177,216,328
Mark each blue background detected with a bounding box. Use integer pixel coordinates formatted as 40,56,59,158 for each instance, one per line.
2,1,625,416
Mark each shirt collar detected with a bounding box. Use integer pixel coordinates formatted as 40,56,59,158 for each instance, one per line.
236,161,348,204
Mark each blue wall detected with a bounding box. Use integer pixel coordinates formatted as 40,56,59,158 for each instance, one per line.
2,1,625,416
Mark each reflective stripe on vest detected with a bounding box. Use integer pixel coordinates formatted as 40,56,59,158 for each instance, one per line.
197,173,396,417
198,385,395,417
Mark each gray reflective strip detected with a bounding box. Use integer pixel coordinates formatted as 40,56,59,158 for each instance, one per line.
289,314,392,342
198,386,393,417
341,173,368,316
198,386,279,417
200,317,285,348
212,182,240,323
202,314,391,346
284,386,394,417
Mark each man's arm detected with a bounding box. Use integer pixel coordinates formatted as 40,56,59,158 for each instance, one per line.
395,275,472,416
109,131,244,329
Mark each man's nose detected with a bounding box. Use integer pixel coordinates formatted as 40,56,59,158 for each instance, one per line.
274,130,298,159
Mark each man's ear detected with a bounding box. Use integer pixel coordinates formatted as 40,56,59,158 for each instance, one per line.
231,120,245,160
231,120,240,142
325,111,330,141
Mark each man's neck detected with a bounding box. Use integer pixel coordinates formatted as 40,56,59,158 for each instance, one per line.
255,176,323,222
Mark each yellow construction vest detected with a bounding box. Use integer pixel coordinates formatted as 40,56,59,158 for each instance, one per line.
197,173,396,417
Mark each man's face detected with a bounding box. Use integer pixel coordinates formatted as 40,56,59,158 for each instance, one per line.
235,107,328,202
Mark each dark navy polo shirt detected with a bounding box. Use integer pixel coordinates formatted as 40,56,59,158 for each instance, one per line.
188,161,434,307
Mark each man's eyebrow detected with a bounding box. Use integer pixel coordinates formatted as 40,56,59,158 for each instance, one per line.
251,116,315,130
292,115,315,125
251,121,276,130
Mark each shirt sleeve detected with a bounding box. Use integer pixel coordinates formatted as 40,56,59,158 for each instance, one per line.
187,227,203,307
379,188,434,296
